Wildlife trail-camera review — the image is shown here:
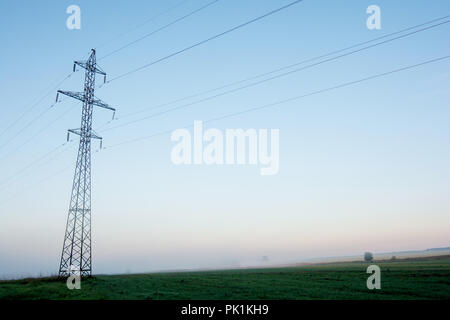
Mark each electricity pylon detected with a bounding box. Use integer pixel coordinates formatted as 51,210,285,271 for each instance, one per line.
57,49,115,277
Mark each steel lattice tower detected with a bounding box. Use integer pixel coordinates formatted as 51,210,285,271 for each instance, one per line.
57,49,115,277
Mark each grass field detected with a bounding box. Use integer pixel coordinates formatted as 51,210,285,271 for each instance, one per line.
1,256,449,300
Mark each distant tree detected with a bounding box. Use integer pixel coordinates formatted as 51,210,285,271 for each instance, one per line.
391,256,396,261
364,252,374,263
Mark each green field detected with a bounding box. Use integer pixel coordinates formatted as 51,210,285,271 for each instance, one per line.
1,256,449,300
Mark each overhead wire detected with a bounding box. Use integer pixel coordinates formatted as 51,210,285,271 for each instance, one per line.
113,14,450,120
98,0,221,60
107,0,306,83
95,0,191,50
0,73,73,143
100,19,450,133
104,54,450,149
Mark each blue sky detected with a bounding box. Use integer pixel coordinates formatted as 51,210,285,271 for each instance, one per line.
0,0,450,278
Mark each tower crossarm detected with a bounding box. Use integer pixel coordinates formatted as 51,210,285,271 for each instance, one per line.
74,60,106,76
68,128,102,140
74,57,107,83
92,97,116,112
57,90,116,113
57,90,84,103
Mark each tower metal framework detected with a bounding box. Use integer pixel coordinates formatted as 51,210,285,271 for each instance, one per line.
58,49,115,277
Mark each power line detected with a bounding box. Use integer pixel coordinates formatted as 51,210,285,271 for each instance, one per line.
100,19,450,133
0,163,73,209
99,0,221,60
0,0,298,156
0,102,77,163
3,54,447,205
114,14,450,120
0,1,212,186
104,54,450,149
0,101,113,194
0,1,195,154
0,107,113,196
58,49,115,277
107,0,305,83
0,50,96,149
0,99,67,152
95,0,191,50
0,141,72,191
0,73,73,142
3,6,447,205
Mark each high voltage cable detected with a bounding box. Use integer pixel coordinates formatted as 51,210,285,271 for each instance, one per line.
0,98,70,151
0,1,201,151
0,102,77,163
104,54,450,149
114,14,450,120
107,0,305,83
0,73,73,141
0,101,112,194
2,54,447,202
3,55,448,203
1,0,298,154
2,7,447,199
99,0,221,60
96,0,191,50
0,1,220,204
0,141,72,190
1,0,191,144
0,163,73,209
100,19,450,133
